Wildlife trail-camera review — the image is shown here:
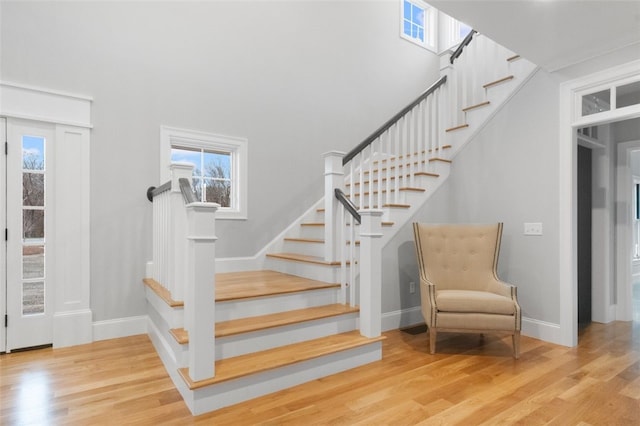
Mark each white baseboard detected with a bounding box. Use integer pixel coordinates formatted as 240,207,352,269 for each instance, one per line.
381,309,564,346
93,315,148,342
521,316,563,345
381,306,424,332
53,309,93,348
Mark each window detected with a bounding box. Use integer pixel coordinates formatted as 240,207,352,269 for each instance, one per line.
160,126,248,220
577,76,640,119
400,0,436,51
22,135,46,315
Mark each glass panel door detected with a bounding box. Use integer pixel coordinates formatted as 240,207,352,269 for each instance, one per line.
6,119,53,351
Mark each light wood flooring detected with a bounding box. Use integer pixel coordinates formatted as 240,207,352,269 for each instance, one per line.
1,321,639,425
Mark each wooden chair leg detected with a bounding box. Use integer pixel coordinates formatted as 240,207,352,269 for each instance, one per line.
512,331,521,359
429,327,437,354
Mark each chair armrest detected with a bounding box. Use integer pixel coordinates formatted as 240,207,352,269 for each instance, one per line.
419,278,437,327
488,279,518,300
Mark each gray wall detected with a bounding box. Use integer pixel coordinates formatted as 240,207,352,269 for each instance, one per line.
1,1,440,321
383,70,563,324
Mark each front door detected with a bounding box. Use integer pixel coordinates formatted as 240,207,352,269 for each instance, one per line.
3,118,54,351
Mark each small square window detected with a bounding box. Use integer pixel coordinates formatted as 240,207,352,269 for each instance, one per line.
400,0,436,51
161,126,248,220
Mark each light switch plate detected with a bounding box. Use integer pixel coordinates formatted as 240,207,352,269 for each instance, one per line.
524,222,543,236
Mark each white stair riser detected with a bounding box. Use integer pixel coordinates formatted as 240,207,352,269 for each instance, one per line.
185,342,383,415
215,313,358,359
299,225,325,240
283,240,325,257
216,287,339,321
145,286,184,329
265,256,343,283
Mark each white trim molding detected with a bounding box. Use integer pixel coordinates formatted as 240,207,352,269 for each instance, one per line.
93,315,149,342
559,59,640,347
0,81,92,128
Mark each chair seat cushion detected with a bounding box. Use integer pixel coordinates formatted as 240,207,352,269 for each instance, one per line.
436,290,516,315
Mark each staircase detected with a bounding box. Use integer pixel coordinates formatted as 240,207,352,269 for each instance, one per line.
144,32,537,415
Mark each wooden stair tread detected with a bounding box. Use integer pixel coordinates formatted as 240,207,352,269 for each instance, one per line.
462,101,490,112
507,54,521,62
445,124,469,132
429,158,452,163
266,252,342,266
372,145,453,164
170,304,359,343
143,278,183,307
415,171,440,178
301,222,325,227
399,187,426,192
145,271,337,305
284,237,324,244
483,75,514,89
216,270,339,301
178,331,386,389
346,172,439,187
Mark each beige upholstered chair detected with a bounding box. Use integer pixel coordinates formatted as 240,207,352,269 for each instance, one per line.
412,223,521,358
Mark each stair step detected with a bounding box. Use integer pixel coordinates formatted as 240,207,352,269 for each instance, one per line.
144,271,337,307
429,158,452,164
445,124,469,132
216,270,339,301
143,278,183,307
507,54,521,62
284,237,324,244
178,331,386,389
266,252,342,266
283,236,361,246
301,222,325,227
170,304,359,344
347,186,425,197
372,145,452,165
415,171,440,178
462,101,490,112
483,75,514,89
346,173,436,188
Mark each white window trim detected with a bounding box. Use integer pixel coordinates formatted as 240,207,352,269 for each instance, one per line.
399,0,437,52
160,125,248,220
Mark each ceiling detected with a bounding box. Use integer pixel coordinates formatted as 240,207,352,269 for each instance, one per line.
428,0,640,72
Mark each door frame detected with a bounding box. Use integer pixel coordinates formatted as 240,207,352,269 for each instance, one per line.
559,59,640,347
0,82,93,350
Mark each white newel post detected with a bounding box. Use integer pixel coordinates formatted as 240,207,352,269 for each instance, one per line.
169,163,194,303
358,209,383,338
185,201,219,381
323,151,345,262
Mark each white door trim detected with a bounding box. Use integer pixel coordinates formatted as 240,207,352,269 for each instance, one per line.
559,59,640,347
1,82,92,349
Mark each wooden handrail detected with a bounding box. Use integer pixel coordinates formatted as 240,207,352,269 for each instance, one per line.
449,29,477,64
342,75,447,166
335,188,361,224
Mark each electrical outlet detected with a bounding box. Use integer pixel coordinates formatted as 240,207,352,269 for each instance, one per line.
524,222,543,236
409,281,416,293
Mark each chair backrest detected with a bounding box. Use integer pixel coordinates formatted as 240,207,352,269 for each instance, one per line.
413,223,503,292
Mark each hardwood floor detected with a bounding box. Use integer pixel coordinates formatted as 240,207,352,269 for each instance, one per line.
1,321,639,425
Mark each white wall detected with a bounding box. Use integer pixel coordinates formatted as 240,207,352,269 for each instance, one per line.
0,1,441,321
383,70,563,327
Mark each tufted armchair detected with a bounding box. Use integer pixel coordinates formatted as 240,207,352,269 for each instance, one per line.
412,223,521,358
